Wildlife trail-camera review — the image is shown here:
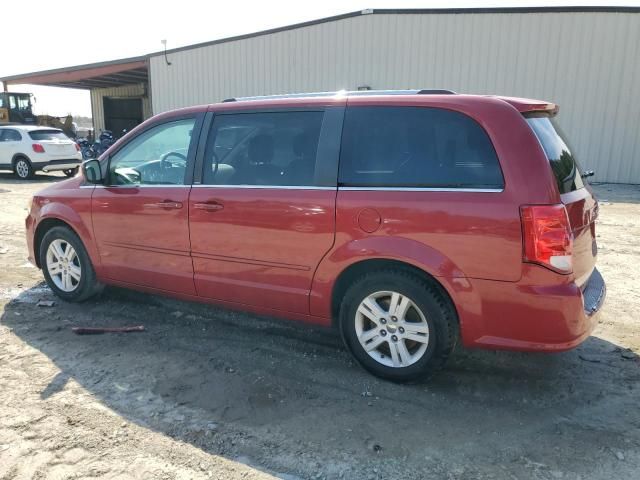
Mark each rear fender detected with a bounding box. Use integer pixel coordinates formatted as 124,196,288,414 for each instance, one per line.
310,235,471,318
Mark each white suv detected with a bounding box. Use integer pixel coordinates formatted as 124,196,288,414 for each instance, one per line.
0,126,82,179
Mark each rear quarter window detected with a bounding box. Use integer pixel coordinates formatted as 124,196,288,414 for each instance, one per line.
526,116,585,194
338,106,504,189
28,130,69,141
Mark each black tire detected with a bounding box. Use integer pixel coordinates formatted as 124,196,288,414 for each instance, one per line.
63,167,80,177
13,157,34,180
339,269,457,382
39,226,102,302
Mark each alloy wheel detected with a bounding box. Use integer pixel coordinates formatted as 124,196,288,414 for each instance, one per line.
15,160,30,179
46,239,81,292
355,290,430,368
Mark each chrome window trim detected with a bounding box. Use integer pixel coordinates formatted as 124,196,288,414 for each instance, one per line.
81,184,336,190
338,186,504,193
81,185,502,192
80,184,190,189
191,184,336,190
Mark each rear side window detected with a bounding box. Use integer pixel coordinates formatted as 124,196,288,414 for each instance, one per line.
339,106,503,189
28,130,69,141
526,116,584,194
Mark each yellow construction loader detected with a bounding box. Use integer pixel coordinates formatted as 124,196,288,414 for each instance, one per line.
0,92,75,138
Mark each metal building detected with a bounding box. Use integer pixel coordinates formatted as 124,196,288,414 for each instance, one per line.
2,7,639,183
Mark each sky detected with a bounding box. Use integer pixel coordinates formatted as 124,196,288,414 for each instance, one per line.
2,0,638,117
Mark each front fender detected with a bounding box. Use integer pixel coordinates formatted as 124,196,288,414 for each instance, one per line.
309,235,469,319
36,199,100,270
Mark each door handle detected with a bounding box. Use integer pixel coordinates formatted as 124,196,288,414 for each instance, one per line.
193,201,224,212
143,200,183,209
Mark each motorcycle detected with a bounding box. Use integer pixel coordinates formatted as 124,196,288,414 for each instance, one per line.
91,130,115,157
77,129,128,160
76,138,95,160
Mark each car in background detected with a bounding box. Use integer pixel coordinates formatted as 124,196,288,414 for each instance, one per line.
0,126,82,179
25,90,605,381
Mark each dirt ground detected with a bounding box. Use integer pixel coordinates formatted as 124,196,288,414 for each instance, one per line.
0,172,638,480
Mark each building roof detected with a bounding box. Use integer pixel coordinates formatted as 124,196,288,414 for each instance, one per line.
155,6,640,57
1,6,638,90
0,55,148,90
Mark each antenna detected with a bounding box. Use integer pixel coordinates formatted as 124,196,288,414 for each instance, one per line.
161,39,172,66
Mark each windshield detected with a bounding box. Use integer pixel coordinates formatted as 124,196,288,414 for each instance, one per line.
526,115,585,194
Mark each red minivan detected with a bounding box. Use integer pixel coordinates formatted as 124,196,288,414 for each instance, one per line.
25,90,605,381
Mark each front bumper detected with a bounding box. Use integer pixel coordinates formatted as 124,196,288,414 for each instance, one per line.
25,210,37,266
458,266,606,352
34,159,82,172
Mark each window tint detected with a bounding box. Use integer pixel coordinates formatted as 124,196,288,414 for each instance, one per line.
108,118,195,186
339,106,503,189
0,129,21,142
202,111,324,186
526,116,585,194
28,130,68,141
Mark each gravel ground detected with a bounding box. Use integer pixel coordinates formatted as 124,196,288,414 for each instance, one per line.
0,172,638,480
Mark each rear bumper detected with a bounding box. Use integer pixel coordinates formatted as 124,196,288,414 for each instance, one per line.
34,159,81,172
457,266,606,352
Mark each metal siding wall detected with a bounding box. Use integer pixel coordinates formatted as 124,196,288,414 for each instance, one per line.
149,12,640,183
89,83,151,133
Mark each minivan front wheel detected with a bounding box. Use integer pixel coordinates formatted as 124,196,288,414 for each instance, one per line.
40,226,102,302
340,270,457,382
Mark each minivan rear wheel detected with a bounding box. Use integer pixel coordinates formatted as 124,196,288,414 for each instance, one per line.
340,270,457,382
40,226,102,302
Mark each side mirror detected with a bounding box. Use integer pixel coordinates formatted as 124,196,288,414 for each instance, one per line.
82,159,104,184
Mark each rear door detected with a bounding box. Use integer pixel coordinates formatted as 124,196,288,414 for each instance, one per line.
188,107,343,313
91,114,203,294
526,115,598,286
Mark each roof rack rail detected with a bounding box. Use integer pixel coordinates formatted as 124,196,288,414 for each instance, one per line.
417,89,457,94
221,89,457,103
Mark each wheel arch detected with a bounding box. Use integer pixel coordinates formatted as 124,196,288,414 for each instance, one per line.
329,258,460,329
33,204,98,272
33,218,78,268
12,153,32,166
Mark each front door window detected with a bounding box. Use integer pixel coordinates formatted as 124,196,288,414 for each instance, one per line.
108,118,196,186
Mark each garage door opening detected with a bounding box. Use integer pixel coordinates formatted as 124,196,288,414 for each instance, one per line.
103,97,143,136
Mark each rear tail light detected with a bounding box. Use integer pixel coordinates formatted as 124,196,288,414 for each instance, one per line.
74,143,80,152
32,143,45,153
520,204,573,273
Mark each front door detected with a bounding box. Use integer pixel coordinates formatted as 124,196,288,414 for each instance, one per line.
188,108,342,314
92,115,201,294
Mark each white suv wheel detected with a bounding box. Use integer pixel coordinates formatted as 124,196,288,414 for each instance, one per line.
15,159,32,179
